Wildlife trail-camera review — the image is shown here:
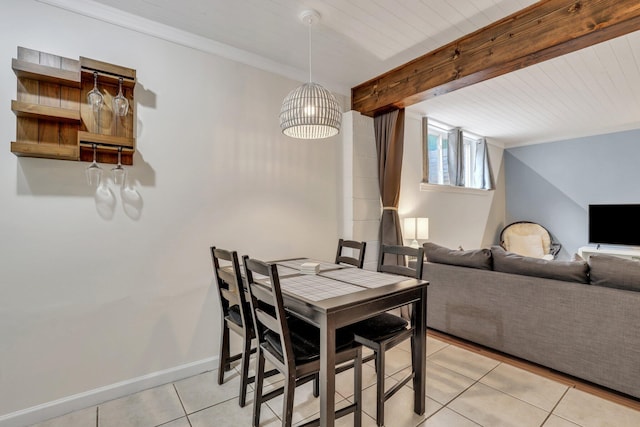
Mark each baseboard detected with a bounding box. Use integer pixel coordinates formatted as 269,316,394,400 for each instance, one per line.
0,357,217,427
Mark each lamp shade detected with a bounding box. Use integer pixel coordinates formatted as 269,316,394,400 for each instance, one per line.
279,82,341,139
404,217,417,240
416,217,429,240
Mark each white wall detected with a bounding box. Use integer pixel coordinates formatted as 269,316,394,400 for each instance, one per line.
341,111,380,270
0,1,343,423
399,113,506,250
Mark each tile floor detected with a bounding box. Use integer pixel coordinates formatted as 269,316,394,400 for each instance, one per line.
30,335,640,427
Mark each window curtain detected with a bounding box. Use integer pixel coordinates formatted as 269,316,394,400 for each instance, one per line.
374,109,410,319
374,108,405,260
447,127,464,186
471,137,494,190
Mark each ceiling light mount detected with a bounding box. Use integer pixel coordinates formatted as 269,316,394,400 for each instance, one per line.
299,9,320,26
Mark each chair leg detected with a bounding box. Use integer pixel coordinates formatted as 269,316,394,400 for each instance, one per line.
354,348,362,427
313,373,320,398
238,332,252,407
218,322,230,385
282,372,297,427
375,346,386,427
252,350,266,427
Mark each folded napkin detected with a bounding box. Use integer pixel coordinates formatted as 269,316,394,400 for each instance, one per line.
300,262,320,275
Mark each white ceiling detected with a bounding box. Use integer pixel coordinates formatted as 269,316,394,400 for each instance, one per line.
47,0,640,147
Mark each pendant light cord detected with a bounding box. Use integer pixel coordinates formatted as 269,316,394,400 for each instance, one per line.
308,18,312,83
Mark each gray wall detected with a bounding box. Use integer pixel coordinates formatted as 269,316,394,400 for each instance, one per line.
505,128,640,259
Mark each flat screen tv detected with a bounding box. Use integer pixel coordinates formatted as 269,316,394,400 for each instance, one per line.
589,204,640,246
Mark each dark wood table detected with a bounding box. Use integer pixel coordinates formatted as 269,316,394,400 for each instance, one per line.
268,259,429,427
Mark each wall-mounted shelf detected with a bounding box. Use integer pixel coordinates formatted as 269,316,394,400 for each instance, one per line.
10,46,136,165
11,58,80,87
11,100,81,122
11,141,79,161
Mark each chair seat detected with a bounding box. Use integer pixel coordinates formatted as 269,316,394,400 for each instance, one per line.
226,304,243,327
351,313,408,342
264,317,355,363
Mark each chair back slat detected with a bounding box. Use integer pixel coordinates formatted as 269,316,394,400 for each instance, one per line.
217,269,238,288
243,256,295,366
335,238,367,268
378,244,424,279
210,246,251,326
220,287,240,307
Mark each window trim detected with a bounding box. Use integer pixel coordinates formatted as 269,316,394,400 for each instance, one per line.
422,117,493,192
419,181,492,196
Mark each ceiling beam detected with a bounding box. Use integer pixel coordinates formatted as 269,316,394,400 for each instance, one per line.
351,0,640,116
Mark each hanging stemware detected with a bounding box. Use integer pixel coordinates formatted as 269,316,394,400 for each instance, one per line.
85,144,103,187
113,77,129,117
86,71,103,112
111,146,126,186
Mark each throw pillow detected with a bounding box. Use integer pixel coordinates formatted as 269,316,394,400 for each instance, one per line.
589,254,640,292
491,246,589,283
423,242,492,270
506,234,545,258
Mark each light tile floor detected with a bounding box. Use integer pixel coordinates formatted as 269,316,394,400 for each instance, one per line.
30,335,640,427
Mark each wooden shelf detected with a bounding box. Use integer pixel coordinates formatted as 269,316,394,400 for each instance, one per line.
10,47,136,165
78,131,135,149
12,58,80,88
11,100,81,123
11,141,78,161
80,57,136,88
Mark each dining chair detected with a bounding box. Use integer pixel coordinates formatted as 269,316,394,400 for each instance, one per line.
350,244,425,427
335,238,367,268
243,256,363,427
210,246,255,407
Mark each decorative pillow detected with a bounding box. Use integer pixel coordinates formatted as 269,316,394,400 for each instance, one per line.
423,242,492,270
506,234,545,258
491,246,589,283
589,254,640,292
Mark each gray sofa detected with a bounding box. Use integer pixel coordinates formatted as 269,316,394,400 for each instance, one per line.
422,243,640,399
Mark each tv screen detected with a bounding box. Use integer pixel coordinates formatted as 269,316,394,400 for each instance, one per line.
589,204,640,246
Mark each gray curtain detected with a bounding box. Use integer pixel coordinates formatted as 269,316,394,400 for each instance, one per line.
472,137,494,190
447,127,464,186
374,109,405,253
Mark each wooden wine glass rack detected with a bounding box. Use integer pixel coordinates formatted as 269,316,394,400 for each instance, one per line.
10,46,136,165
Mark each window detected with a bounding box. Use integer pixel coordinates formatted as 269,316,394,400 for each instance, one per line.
422,117,494,191
427,127,449,184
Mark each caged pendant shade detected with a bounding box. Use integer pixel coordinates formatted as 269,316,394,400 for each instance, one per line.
279,10,341,139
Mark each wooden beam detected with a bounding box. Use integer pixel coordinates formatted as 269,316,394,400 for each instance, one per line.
351,0,640,116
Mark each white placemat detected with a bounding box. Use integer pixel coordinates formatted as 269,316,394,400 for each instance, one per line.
319,268,405,288
278,275,364,301
275,258,346,272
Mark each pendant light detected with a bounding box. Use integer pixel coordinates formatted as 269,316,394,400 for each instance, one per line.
279,10,341,139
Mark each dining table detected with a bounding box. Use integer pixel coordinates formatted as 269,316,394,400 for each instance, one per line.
260,258,429,427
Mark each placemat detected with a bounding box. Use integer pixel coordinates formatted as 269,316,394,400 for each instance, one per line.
320,268,405,288
275,258,346,272
277,275,364,301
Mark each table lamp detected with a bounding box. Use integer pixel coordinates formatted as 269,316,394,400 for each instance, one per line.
404,217,429,248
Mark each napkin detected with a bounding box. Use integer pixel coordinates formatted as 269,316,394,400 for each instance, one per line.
300,262,320,275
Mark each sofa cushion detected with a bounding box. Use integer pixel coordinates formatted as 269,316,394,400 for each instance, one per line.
589,254,640,291
423,242,492,270
491,246,589,283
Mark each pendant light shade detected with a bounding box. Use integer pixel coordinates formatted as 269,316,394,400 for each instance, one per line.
279,10,341,139
280,82,341,139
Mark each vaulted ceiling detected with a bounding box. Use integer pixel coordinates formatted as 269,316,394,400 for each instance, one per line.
50,0,640,147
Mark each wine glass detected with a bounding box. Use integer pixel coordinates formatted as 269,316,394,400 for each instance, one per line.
113,77,129,117
85,144,103,186
87,71,103,112
111,146,126,186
